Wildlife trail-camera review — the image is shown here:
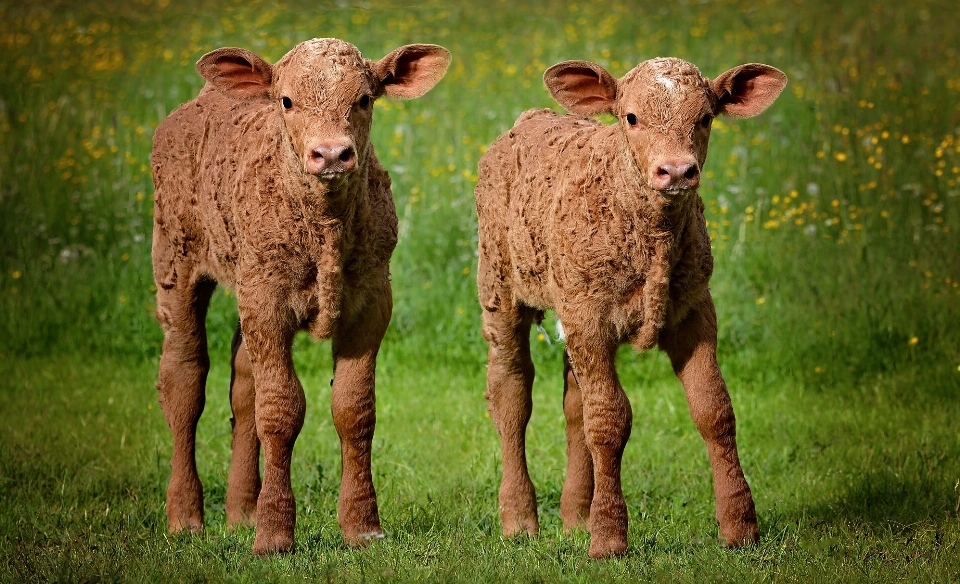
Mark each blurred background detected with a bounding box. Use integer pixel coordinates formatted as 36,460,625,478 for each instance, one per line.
2,0,957,380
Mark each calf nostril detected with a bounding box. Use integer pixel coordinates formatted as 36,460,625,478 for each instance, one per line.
653,161,700,190
308,143,356,175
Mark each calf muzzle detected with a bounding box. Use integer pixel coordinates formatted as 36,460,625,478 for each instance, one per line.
307,141,357,177
652,159,700,192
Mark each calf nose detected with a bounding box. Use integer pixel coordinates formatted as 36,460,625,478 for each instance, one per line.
308,142,356,175
652,160,700,191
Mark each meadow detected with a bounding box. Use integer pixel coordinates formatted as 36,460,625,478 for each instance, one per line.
1,0,959,581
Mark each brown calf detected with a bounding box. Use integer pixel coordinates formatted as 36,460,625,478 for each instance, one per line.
151,38,449,554
474,57,786,557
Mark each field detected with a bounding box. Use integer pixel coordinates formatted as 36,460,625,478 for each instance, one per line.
1,0,959,581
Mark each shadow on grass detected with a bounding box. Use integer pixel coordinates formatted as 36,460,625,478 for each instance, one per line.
800,467,956,528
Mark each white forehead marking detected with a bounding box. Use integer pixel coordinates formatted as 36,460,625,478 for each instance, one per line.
656,75,676,89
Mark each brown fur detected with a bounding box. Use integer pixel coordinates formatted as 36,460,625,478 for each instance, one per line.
151,38,449,555
475,57,786,558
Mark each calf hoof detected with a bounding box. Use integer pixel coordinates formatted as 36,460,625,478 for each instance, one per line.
344,530,386,547
501,509,540,537
720,520,759,548
252,527,295,555
340,500,383,547
561,517,589,535
168,516,204,534
167,500,204,534
588,534,628,559
586,497,628,558
226,490,259,529
560,500,591,533
226,508,257,531
166,482,204,534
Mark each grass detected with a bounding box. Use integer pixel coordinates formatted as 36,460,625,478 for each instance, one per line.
1,0,959,581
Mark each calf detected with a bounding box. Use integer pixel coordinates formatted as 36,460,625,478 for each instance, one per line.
474,57,786,558
151,38,450,554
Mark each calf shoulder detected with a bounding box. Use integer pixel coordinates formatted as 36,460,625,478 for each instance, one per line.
152,90,282,288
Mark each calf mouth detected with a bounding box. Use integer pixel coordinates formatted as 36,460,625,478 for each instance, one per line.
316,168,352,182
654,184,698,198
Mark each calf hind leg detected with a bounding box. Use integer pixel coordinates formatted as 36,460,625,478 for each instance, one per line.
560,349,593,531
155,278,216,533
483,306,539,537
227,323,261,528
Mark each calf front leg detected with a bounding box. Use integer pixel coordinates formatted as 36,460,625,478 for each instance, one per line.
482,306,539,537
330,289,392,545
660,296,758,547
565,326,632,559
227,323,261,529
155,278,216,534
240,308,304,555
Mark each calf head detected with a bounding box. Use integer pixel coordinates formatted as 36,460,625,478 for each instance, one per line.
544,57,786,196
196,39,450,185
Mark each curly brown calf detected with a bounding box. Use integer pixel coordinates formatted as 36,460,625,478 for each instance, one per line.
151,38,449,554
474,57,786,558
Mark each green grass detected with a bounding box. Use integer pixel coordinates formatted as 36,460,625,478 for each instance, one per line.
1,0,959,581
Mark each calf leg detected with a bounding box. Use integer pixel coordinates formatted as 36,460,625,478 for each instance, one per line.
482,306,538,537
560,349,593,531
227,323,261,528
660,296,758,547
239,307,304,555
155,278,216,533
330,289,392,545
565,327,631,559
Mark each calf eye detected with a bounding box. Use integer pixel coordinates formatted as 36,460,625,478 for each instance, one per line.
281,96,293,110
699,114,713,128
625,113,638,126
358,94,371,109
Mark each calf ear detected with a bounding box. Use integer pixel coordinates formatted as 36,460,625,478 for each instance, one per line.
543,60,618,116
375,44,451,99
196,48,273,99
711,64,787,118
